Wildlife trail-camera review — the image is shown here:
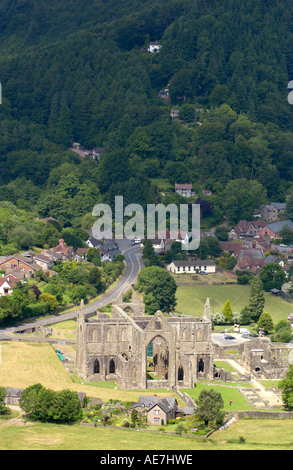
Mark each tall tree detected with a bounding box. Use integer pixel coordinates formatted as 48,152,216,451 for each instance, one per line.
248,277,265,322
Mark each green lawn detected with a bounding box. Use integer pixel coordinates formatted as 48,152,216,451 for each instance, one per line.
183,383,254,411
175,284,293,323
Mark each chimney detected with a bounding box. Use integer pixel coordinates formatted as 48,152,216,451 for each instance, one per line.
59,239,64,247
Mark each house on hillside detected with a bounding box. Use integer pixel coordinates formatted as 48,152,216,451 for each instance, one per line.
51,239,76,260
228,220,267,239
0,277,15,297
259,203,286,222
0,255,39,278
174,183,195,198
167,259,216,274
86,237,102,249
258,220,293,239
219,241,245,257
33,253,54,272
147,41,162,53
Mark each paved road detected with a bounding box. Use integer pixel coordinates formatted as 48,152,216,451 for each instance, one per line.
0,240,143,338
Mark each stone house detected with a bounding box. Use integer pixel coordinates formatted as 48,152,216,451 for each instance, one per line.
259,203,286,222
147,397,178,425
167,259,216,274
129,395,178,424
33,253,54,272
228,220,267,239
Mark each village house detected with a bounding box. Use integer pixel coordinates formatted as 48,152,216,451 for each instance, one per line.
0,255,39,278
219,241,245,257
51,239,76,261
228,220,267,239
233,254,265,275
258,220,293,239
259,202,286,222
167,259,216,274
0,277,15,297
33,253,54,272
86,237,102,249
174,183,195,198
129,396,178,425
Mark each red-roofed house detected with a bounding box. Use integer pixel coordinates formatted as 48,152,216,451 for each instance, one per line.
51,239,76,260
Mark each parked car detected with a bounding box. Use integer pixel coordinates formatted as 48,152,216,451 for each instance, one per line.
224,335,235,340
241,333,251,338
199,271,208,275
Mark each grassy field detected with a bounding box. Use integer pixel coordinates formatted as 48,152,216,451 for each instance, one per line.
1,418,293,450
0,341,180,403
175,284,293,322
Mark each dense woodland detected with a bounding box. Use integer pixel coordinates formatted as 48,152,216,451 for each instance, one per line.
0,0,293,250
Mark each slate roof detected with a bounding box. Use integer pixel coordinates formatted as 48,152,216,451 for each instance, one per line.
171,259,215,267
267,220,293,233
131,396,178,412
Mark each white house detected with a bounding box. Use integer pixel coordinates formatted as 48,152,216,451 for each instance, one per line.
167,260,216,274
148,41,162,53
0,277,14,297
174,183,195,198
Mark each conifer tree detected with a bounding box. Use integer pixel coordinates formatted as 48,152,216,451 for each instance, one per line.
248,277,265,322
223,299,232,323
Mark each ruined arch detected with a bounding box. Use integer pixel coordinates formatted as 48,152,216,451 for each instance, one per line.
94,359,100,374
147,335,169,381
109,359,116,374
198,358,205,373
178,366,184,381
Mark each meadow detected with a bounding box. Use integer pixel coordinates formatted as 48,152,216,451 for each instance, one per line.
1,417,293,450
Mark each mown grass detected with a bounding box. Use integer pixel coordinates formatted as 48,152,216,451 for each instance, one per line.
175,284,293,322
183,383,254,411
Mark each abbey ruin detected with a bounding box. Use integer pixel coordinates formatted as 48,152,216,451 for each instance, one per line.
75,288,214,389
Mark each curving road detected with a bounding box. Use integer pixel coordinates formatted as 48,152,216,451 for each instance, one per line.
0,240,143,338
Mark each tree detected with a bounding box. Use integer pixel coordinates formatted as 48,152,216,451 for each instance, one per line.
248,277,265,322
257,312,274,335
279,225,293,245
19,384,82,423
259,263,286,292
271,319,293,343
136,266,177,314
142,239,161,267
223,300,232,323
39,293,59,312
0,387,9,415
214,226,229,241
221,178,267,224
195,389,226,427
278,365,293,410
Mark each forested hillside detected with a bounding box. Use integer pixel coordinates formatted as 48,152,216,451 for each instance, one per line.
0,0,292,244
